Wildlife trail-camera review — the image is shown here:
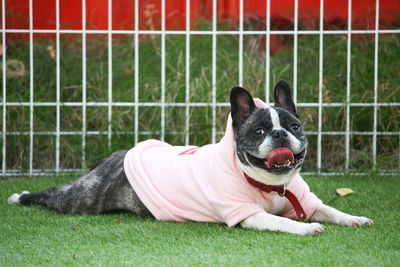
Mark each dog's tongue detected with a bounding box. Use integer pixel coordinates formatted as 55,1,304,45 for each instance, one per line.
267,148,294,168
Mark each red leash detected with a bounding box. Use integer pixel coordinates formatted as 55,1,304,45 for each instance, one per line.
244,173,307,220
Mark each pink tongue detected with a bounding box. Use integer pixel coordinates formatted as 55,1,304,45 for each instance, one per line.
267,148,294,168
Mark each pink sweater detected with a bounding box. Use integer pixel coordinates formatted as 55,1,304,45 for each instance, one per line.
124,99,322,227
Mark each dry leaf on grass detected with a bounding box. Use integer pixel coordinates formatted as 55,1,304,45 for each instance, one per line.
113,218,123,223
336,188,355,196
71,225,79,230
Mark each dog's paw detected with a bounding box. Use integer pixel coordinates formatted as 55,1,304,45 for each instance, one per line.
294,222,325,236
8,193,21,205
338,215,373,227
7,191,29,205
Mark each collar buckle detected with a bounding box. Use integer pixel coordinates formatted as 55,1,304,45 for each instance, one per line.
279,185,286,197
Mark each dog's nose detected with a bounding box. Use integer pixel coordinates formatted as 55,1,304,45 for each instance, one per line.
271,129,288,139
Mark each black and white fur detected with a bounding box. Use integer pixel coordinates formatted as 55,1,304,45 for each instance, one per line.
8,151,152,217
231,81,372,234
8,80,373,235
231,82,307,186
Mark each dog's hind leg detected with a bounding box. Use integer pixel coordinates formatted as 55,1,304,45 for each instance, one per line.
7,170,120,214
7,170,118,214
8,187,58,207
7,152,128,214
7,150,152,216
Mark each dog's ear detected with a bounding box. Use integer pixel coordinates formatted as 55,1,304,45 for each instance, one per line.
274,80,297,116
230,87,256,125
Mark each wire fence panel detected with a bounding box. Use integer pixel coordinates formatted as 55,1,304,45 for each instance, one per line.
1,0,399,177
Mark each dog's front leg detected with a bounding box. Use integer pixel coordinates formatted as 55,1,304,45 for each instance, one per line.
311,203,373,226
241,212,324,235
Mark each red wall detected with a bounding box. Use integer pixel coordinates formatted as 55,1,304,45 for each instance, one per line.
4,0,400,31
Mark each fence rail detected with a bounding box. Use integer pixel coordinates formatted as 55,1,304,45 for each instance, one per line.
1,0,400,177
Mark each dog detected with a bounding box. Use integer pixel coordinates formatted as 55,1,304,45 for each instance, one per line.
8,80,373,235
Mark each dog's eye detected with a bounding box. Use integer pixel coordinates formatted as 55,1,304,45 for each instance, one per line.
253,128,265,135
291,124,300,131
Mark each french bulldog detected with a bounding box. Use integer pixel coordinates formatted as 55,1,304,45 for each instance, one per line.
8,80,373,235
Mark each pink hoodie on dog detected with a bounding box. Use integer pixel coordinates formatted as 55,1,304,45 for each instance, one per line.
124,99,322,227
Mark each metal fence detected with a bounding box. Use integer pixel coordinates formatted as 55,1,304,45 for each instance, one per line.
1,0,400,177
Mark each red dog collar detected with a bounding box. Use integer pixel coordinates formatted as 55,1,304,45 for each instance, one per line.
244,173,307,220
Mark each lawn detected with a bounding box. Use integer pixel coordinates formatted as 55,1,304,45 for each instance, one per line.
3,25,400,265
1,174,399,266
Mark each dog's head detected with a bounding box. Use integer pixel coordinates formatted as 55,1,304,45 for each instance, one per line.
230,80,307,185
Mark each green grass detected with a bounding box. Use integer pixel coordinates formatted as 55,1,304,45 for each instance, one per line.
1,174,399,265
2,33,400,173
